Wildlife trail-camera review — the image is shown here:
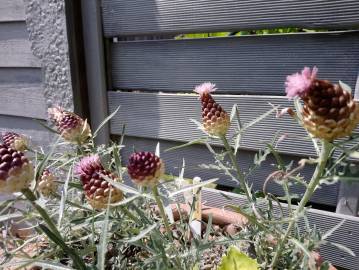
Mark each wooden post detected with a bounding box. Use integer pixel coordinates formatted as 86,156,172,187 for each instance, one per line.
80,0,109,145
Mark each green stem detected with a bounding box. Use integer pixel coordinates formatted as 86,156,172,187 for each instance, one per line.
220,135,252,201
22,188,60,238
22,188,87,270
152,185,173,241
270,140,333,268
120,205,142,224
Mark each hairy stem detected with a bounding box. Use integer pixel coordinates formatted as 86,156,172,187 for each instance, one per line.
152,185,173,241
22,188,87,270
270,140,333,268
220,135,252,201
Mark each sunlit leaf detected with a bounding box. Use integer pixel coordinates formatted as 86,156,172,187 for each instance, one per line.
218,246,259,270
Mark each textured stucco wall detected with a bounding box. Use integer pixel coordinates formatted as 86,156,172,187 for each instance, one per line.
24,0,74,111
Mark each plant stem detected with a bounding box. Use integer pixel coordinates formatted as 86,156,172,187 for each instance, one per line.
270,140,333,268
22,188,60,238
22,188,87,270
152,185,173,241
220,135,252,201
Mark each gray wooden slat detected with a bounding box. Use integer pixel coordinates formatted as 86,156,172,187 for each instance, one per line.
0,38,40,67
110,31,359,94
193,188,359,270
102,0,359,37
0,84,46,119
121,136,338,206
0,115,52,148
108,92,320,157
0,68,42,84
0,0,25,22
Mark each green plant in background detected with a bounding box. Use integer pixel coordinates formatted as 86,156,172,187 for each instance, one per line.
0,66,358,269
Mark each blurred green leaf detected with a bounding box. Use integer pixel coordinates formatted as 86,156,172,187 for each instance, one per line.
218,246,259,270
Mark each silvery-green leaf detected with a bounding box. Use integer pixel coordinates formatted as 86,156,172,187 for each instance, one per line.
339,80,352,94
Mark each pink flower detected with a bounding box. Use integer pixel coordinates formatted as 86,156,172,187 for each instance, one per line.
75,155,103,177
285,67,318,98
194,82,217,96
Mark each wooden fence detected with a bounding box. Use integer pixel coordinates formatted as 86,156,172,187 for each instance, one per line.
78,1,359,268
0,0,50,146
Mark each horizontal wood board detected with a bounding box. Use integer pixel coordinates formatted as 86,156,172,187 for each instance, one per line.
102,0,359,37
181,188,359,270
0,22,40,68
120,136,338,207
0,0,26,22
0,84,46,119
108,92,359,158
110,31,359,94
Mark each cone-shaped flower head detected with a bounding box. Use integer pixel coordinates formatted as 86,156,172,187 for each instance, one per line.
48,106,91,144
0,144,33,193
285,67,359,141
127,151,164,187
37,169,58,197
194,82,230,137
75,155,123,209
1,132,29,151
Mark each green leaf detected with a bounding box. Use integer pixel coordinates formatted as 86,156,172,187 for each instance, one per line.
322,219,345,240
0,213,23,222
168,178,218,198
93,105,120,138
2,260,74,270
218,246,259,270
97,191,111,269
121,223,157,243
339,80,352,94
165,137,207,152
329,242,355,256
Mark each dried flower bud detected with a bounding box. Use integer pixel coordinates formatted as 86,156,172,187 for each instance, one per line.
127,151,164,187
48,106,91,144
75,155,123,209
0,144,33,193
285,67,359,141
1,132,29,151
37,169,58,197
194,82,230,137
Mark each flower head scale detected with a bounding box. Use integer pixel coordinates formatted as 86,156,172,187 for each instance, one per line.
127,151,164,187
48,106,91,144
0,144,33,193
193,82,230,136
285,67,359,141
194,82,217,96
74,155,103,177
1,132,29,151
285,67,318,98
37,169,58,197
75,155,123,209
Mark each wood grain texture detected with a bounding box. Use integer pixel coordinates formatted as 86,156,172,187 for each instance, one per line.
0,0,25,22
196,188,359,270
108,92,323,157
110,31,359,94
121,136,338,206
0,84,46,119
102,0,359,37
0,39,40,67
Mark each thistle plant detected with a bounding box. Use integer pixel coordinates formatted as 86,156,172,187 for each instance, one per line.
48,106,91,144
1,132,29,151
1,70,357,270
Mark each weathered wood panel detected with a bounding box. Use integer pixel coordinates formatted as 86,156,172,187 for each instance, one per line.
193,188,359,270
0,39,41,67
0,68,42,84
110,31,359,94
108,92,320,156
0,0,25,22
121,136,338,206
102,0,359,37
0,84,46,119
